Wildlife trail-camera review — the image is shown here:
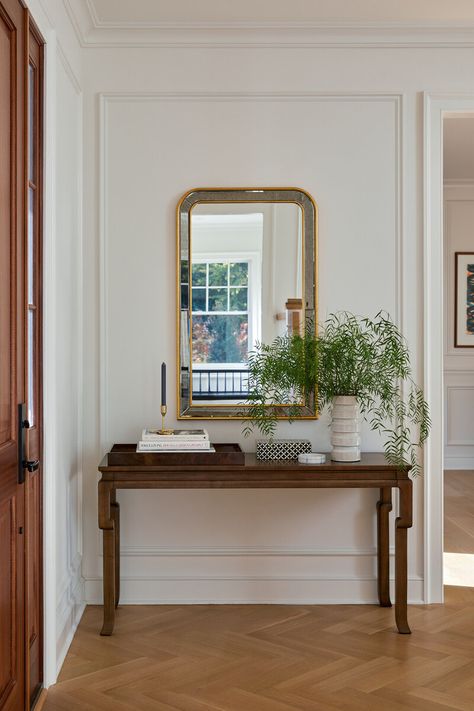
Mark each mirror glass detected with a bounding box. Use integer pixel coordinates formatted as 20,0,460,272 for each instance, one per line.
177,189,317,419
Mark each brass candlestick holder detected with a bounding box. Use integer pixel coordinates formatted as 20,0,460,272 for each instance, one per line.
159,405,173,435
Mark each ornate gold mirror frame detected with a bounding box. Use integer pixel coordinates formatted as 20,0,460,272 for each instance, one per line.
177,187,317,420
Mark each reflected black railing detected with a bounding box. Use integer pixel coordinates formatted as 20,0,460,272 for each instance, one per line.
192,368,250,401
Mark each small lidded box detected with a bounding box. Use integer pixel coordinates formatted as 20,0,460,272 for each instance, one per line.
256,439,312,461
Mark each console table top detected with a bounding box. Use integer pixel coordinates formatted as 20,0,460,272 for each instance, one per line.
98,447,411,484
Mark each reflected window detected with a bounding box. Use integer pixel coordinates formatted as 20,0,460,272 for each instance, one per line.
190,211,264,402
192,260,249,365
191,257,256,401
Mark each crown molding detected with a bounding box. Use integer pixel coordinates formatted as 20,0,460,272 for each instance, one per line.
64,0,474,49
64,0,95,45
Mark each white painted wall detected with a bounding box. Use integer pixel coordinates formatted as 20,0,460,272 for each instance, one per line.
27,5,474,645
443,183,474,469
24,0,84,686
52,51,84,674
81,53,426,606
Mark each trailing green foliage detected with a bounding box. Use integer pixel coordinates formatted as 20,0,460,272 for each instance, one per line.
242,311,430,476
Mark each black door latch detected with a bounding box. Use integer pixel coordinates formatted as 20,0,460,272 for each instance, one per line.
18,403,40,483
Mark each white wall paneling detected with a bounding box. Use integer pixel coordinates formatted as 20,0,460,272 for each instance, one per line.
16,0,474,683
98,90,403,448
50,47,85,679
40,17,474,649
79,90,413,606
24,0,84,686
34,8,474,654
446,385,474,445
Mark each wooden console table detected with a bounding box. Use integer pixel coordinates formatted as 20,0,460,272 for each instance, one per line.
98,449,412,636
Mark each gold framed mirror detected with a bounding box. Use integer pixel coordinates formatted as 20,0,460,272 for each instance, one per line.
177,187,317,419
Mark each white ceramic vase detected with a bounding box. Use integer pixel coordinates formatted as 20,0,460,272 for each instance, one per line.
330,395,361,462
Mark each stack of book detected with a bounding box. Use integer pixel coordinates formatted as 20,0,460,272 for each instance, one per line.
136,428,214,452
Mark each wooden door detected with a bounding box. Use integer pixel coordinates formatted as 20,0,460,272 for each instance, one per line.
0,0,26,709
0,2,44,709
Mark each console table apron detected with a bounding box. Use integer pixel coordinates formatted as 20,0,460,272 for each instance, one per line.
98,451,412,636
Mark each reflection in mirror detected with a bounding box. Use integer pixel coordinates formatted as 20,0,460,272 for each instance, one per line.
177,189,317,419
191,203,302,405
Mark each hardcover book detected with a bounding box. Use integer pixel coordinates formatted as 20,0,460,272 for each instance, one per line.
137,439,211,451
141,428,209,441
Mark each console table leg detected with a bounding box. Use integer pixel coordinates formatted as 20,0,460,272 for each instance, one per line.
98,481,115,635
377,487,392,607
111,497,120,607
395,479,413,634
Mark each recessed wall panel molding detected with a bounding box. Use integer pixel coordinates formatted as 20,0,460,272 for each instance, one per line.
91,89,411,604
99,90,404,450
446,386,474,446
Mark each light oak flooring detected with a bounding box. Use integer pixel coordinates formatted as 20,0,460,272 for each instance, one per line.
444,470,474,589
444,471,474,554
44,472,474,711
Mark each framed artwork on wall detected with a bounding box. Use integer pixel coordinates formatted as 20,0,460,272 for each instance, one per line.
455,252,474,347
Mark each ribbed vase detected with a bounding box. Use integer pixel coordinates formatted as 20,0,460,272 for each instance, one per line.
330,395,361,462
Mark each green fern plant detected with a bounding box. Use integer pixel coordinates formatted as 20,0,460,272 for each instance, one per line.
242,311,430,476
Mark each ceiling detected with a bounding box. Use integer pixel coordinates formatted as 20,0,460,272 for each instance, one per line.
444,118,474,182
88,0,474,26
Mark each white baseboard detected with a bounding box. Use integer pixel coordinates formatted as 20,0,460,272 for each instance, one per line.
56,600,85,679
55,566,86,680
84,575,424,605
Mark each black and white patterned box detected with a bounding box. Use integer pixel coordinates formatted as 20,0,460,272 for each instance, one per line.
256,439,312,461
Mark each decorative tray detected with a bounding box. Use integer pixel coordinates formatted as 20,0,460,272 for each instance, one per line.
106,443,245,466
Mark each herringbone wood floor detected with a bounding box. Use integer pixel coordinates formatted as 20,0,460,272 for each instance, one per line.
45,472,474,711
445,471,474,555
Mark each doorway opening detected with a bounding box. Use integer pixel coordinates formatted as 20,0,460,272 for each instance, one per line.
442,114,474,599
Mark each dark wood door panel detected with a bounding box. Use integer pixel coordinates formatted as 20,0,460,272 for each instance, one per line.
0,0,26,710
0,2,44,708
0,496,17,707
27,468,41,701
0,5,14,450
